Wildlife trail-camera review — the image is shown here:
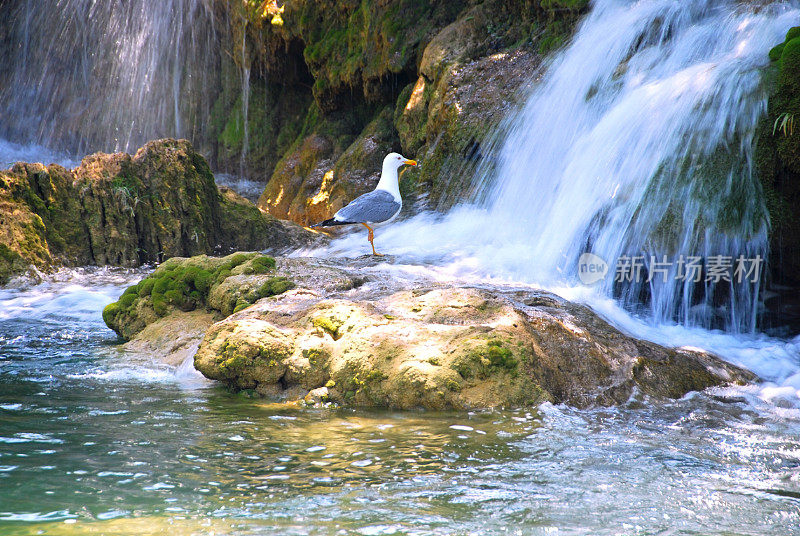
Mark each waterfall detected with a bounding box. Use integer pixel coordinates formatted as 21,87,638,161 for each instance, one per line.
0,0,221,156
480,0,798,332
239,18,251,179
333,0,800,333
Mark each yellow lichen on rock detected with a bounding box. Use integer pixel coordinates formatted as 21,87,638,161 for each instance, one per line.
186,269,753,410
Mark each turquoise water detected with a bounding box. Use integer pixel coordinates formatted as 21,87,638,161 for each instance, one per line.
0,270,799,535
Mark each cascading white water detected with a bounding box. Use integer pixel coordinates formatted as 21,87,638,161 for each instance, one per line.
482,0,796,333
0,0,220,156
332,0,800,335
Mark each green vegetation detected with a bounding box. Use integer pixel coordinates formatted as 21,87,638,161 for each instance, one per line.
289,0,464,110
451,339,519,380
103,252,294,339
0,243,25,285
751,26,800,285
774,112,795,137
232,277,295,313
312,315,344,340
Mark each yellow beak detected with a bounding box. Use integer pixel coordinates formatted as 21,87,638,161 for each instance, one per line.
404,159,418,166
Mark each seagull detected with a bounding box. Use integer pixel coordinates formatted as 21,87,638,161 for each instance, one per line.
311,152,417,256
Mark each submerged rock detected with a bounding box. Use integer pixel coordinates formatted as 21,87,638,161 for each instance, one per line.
0,139,319,283
105,253,754,410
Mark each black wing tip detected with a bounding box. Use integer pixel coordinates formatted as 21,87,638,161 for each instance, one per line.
311,218,350,228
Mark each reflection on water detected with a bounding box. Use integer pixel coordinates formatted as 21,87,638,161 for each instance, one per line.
1,274,799,535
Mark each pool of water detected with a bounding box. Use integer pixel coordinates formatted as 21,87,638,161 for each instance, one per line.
0,270,799,535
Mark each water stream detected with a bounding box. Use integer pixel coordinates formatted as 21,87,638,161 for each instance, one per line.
0,272,798,534
2,0,800,532
331,0,800,333
0,0,220,156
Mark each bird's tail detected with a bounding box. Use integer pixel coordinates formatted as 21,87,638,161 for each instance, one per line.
310,218,349,228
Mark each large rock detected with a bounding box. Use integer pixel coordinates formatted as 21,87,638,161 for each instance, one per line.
257,106,399,226
246,0,589,225
396,48,539,208
180,257,754,409
0,139,318,283
105,253,752,409
103,253,362,341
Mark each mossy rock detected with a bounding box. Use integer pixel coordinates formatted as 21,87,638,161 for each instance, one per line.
258,102,399,225
103,252,294,340
0,139,317,283
451,340,519,380
312,315,344,340
195,319,294,389
778,37,800,94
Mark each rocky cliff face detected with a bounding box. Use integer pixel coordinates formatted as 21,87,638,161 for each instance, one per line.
757,26,800,330
208,0,588,224
0,139,317,283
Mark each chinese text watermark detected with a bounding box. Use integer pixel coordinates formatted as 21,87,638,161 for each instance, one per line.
578,254,763,285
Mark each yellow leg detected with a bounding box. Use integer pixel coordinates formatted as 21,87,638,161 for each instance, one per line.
361,223,384,256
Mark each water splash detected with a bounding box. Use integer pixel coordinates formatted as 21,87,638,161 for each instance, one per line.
0,0,220,156
332,0,800,334
481,0,793,333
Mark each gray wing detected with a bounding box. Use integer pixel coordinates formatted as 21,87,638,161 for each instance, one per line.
335,190,400,224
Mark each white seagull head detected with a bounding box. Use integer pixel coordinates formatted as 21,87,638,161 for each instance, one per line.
383,152,417,170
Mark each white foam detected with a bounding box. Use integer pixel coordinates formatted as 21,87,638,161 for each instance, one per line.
67,361,208,389
0,267,144,323
316,0,800,412
1,266,211,388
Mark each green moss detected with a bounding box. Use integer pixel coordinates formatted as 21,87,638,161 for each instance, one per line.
780,38,800,94
364,369,388,383
445,379,461,392
215,268,232,284
218,353,254,374
228,253,252,268
118,292,136,308
262,277,294,296
243,255,276,274
219,99,245,150
110,173,142,198
0,243,19,264
152,277,170,296
103,253,266,337
213,72,314,178
485,340,517,369
0,244,24,284
163,289,186,308
302,348,327,365
286,0,468,112
540,0,589,9
312,315,343,339
770,43,786,62
102,302,121,328
152,294,167,316
233,299,251,313
137,278,155,297
452,339,519,380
